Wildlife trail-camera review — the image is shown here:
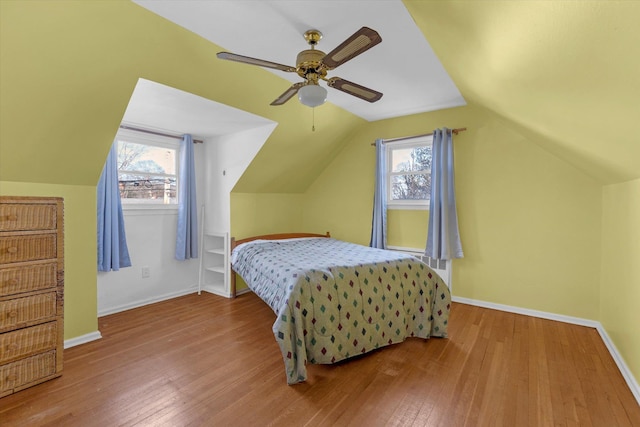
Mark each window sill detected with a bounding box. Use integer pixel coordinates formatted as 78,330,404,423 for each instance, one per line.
122,205,178,216
387,203,429,211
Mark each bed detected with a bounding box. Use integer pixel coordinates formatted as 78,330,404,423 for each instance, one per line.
230,232,451,384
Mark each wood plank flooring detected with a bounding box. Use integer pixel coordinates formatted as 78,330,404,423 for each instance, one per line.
1,292,638,426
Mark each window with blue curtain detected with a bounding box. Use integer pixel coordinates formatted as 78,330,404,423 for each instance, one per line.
370,138,387,249
425,128,463,267
97,141,132,271
175,134,198,260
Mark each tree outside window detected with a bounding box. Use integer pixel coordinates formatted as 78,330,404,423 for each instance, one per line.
387,136,432,209
117,140,178,204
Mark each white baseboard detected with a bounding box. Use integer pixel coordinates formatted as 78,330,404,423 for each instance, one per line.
595,325,640,404
200,285,230,298
64,331,102,349
452,296,640,405
200,285,253,298
235,287,252,296
98,286,199,317
452,296,600,327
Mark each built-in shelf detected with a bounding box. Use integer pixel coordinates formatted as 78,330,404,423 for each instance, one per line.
198,232,231,298
206,248,226,255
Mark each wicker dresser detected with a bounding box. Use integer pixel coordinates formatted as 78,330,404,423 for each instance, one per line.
0,196,64,397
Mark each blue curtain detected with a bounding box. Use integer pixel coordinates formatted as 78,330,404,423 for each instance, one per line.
175,134,198,260
370,138,387,249
425,128,463,267
97,141,132,271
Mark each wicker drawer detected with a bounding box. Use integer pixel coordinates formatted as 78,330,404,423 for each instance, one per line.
0,204,57,232
0,292,57,333
0,263,58,297
0,322,57,365
0,350,57,397
0,234,57,264
0,197,63,396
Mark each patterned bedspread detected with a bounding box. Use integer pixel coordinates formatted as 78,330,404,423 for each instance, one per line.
231,238,451,384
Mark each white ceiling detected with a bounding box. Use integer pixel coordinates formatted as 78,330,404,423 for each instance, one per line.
121,78,275,139
132,0,466,122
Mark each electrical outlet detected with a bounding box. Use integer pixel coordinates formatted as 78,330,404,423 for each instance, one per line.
141,266,150,278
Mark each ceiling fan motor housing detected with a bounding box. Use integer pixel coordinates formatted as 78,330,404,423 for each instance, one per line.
296,49,327,82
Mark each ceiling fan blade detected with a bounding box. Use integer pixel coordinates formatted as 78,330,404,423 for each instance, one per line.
270,82,305,106
321,27,382,70
217,52,296,72
327,77,383,103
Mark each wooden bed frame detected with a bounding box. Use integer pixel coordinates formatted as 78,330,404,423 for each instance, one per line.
229,232,330,298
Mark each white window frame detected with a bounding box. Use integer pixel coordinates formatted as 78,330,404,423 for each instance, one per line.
386,135,433,211
115,129,180,211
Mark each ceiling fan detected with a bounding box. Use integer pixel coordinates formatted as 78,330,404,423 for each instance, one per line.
217,27,383,107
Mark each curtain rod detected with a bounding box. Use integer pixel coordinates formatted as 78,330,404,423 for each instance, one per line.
371,127,467,145
119,125,203,143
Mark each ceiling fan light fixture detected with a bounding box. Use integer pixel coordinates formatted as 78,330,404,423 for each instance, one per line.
298,84,327,108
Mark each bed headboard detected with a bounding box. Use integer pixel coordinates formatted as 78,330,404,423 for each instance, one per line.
230,231,331,251
229,232,330,298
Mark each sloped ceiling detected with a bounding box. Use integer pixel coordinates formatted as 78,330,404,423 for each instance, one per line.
0,1,365,192
132,0,466,122
404,0,640,184
121,78,275,138
132,0,640,185
1,1,638,193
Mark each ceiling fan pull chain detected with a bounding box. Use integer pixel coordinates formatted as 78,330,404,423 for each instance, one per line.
312,107,316,132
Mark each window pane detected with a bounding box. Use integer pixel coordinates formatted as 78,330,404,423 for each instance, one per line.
390,173,431,201
119,174,177,204
391,145,432,173
118,141,176,175
117,139,178,205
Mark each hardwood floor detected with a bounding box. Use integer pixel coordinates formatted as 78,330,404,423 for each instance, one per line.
1,292,639,426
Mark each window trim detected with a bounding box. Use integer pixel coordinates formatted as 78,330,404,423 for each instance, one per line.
115,129,180,210
385,135,432,210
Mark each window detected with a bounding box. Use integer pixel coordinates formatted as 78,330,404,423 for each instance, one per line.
115,131,179,206
386,136,432,210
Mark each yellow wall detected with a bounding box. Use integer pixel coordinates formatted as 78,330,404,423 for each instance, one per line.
230,193,306,239
601,178,640,382
302,103,603,320
230,193,307,292
0,181,97,339
387,210,429,249
404,1,640,185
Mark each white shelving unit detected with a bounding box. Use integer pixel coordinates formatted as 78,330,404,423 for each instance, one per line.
199,231,230,297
